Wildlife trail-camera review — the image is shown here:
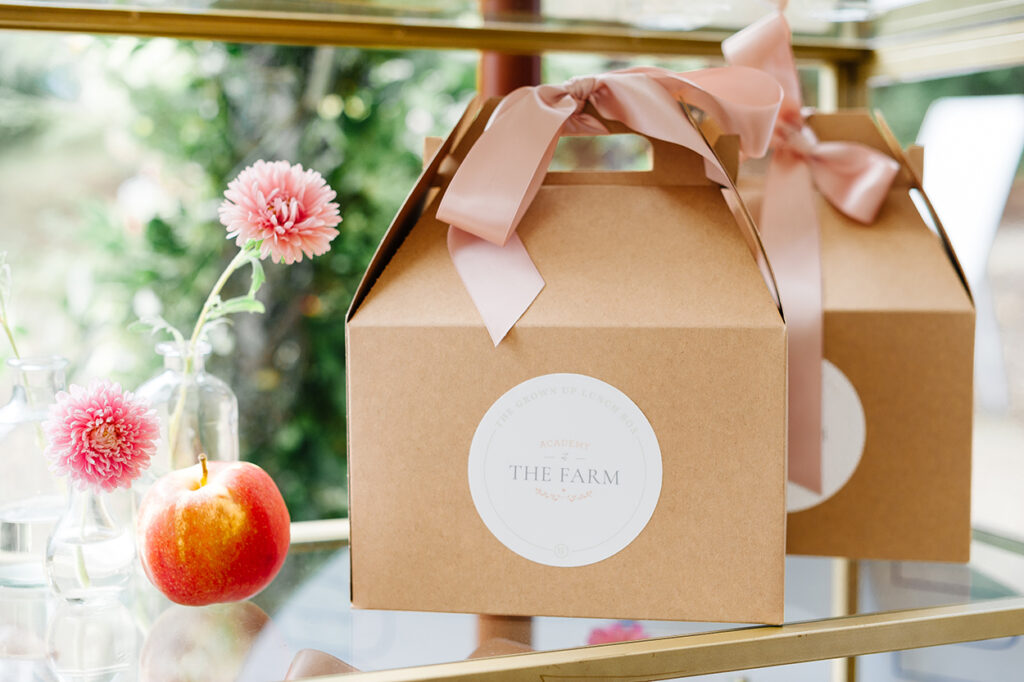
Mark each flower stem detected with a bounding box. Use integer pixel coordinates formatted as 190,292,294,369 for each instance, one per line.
166,244,256,461
75,493,91,589
0,294,20,360
2,294,49,450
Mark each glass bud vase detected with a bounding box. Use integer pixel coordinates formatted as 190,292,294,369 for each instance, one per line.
0,356,68,588
135,341,239,473
45,487,134,603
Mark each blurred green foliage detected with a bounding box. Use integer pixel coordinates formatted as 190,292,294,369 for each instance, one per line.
0,36,475,520
872,64,1024,169
117,43,476,519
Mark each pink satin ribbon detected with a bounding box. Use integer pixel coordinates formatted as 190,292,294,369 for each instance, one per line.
436,65,785,346
723,11,900,493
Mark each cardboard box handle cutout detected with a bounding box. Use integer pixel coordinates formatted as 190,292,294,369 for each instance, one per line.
872,111,973,303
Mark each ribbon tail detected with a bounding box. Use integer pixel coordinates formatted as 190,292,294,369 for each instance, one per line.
761,156,824,494
447,227,545,346
809,142,901,224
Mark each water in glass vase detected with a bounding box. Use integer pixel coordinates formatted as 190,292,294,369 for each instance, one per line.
0,356,68,588
136,341,239,473
45,487,134,603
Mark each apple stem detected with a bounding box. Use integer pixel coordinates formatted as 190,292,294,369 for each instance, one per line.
199,453,208,488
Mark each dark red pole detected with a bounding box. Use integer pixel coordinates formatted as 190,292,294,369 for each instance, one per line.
474,1,540,649
478,0,541,96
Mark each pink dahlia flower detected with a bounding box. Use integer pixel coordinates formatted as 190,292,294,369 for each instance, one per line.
44,380,159,491
218,160,342,264
586,621,650,645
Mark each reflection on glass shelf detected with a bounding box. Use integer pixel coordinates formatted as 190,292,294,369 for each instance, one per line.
2,531,1023,680
859,634,1024,682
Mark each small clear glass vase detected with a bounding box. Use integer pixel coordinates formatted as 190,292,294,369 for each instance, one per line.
45,487,134,603
0,356,69,588
135,341,239,473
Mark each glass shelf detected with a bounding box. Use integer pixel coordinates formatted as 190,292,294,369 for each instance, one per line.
4,520,1024,681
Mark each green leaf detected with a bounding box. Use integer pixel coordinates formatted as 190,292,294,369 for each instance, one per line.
210,296,265,317
130,315,186,345
247,257,265,298
145,217,186,256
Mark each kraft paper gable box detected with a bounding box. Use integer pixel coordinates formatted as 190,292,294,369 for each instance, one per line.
346,96,788,624
739,112,975,561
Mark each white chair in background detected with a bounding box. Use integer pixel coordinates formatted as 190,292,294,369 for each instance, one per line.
917,95,1024,414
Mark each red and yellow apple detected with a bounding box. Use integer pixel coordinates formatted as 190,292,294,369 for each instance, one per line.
136,456,290,606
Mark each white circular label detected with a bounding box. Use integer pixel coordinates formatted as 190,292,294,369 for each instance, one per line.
468,373,662,567
787,360,867,512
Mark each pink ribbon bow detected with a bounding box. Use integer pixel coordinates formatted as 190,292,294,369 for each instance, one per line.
436,65,785,346
723,10,901,494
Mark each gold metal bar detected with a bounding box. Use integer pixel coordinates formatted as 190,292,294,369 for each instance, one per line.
816,62,839,113
974,526,1024,555
836,58,871,108
319,597,1024,681
869,17,1024,84
0,3,871,61
289,517,349,551
872,0,1024,39
830,558,859,682
845,560,860,682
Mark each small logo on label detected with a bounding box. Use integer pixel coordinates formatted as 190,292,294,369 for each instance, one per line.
468,373,662,567
787,360,867,512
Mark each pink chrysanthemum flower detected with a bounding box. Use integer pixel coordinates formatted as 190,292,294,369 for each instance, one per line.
218,160,342,264
44,380,159,491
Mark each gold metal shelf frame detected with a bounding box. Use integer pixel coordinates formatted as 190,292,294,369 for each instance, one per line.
332,597,1024,681
0,3,868,60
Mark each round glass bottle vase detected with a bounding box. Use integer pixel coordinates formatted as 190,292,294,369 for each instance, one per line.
0,356,68,588
45,487,134,602
135,341,238,473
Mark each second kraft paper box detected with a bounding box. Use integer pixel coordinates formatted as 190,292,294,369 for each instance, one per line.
346,91,788,624
739,112,975,561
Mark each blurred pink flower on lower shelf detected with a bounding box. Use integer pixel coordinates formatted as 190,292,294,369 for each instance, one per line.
219,159,342,264
587,620,650,645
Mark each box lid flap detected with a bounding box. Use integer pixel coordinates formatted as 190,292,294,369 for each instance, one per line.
351,179,783,331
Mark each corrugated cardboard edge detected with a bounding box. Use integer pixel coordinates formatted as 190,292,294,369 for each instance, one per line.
871,110,975,305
